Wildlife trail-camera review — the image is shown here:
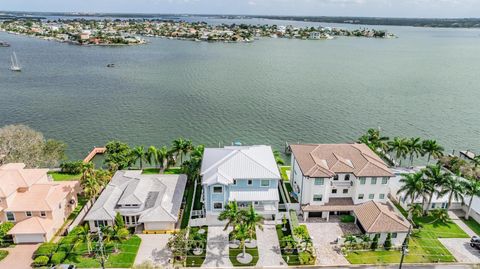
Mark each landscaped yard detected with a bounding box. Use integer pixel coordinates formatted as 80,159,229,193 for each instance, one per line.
275,220,300,265
228,231,259,267
186,226,208,267
192,183,203,211
68,195,88,221
48,171,82,181
283,182,298,203
141,168,160,174
142,167,183,175
461,217,480,236
279,166,291,181
0,250,8,262
346,214,468,264
181,182,195,229
164,167,183,174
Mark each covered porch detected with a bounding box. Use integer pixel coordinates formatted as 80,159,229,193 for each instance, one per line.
301,198,355,222
228,188,279,217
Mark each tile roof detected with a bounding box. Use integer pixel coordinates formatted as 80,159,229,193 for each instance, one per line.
0,163,49,197
201,145,281,186
354,200,410,233
290,143,393,178
8,216,53,235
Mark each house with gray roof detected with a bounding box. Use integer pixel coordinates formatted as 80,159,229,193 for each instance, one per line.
84,170,187,232
200,145,281,223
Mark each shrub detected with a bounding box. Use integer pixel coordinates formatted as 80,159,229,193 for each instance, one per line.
293,225,310,240
371,234,379,250
60,160,84,174
34,243,57,257
50,251,66,265
0,222,14,246
298,251,315,265
33,256,49,267
384,233,392,250
340,215,355,223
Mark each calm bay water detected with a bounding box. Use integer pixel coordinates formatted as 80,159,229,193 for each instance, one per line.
1,19,480,160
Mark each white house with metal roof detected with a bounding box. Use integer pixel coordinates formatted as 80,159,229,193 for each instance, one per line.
84,170,186,232
200,145,281,223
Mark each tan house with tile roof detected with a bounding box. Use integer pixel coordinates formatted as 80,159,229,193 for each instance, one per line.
0,163,80,243
289,143,394,221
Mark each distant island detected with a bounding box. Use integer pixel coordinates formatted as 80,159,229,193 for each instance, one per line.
0,18,395,46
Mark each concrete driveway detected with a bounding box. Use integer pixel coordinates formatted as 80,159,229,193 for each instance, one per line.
134,234,172,267
256,223,287,267
203,226,232,268
304,221,360,266
0,244,38,269
439,238,480,263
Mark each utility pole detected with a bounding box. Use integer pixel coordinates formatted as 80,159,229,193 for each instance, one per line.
399,225,412,269
98,229,106,269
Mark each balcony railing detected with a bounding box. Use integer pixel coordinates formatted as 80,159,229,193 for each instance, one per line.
330,181,353,187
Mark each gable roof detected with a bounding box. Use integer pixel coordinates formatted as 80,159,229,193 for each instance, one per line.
8,216,54,235
354,200,410,233
0,163,49,197
84,171,187,223
290,143,393,178
201,145,281,185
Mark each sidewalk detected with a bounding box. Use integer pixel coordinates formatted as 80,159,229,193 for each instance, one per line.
448,210,477,237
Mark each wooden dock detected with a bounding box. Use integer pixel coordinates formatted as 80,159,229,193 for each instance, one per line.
83,147,106,163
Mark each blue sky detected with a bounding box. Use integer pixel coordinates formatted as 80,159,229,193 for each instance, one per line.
2,0,479,18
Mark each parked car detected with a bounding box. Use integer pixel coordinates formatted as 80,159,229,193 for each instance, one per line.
470,236,480,250
50,265,76,269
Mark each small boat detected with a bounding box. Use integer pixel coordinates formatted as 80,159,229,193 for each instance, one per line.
10,52,21,72
0,41,10,47
106,63,115,68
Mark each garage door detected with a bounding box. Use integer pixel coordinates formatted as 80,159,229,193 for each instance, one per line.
144,222,174,231
14,234,45,243
308,212,323,218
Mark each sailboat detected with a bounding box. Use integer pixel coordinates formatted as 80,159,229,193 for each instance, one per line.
10,52,21,72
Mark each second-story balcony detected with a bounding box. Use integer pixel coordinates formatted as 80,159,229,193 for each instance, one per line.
330,180,353,187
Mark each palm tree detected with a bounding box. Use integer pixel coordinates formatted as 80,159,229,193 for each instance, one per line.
388,137,409,166
232,223,250,258
407,137,423,166
218,201,241,231
157,146,169,171
82,175,101,201
428,209,450,224
422,165,445,215
132,146,146,169
80,162,95,183
463,179,480,219
243,205,264,242
171,138,193,165
145,146,158,168
273,150,285,165
407,204,423,221
441,175,465,210
422,140,444,164
397,171,425,220
76,223,93,255
358,128,389,154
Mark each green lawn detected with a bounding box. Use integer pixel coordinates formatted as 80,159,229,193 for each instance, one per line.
186,226,208,267
279,166,291,181
141,168,160,174
461,217,480,236
0,250,8,262
48,171,82,181
275,222,300,265
229,248,259,267
346,215,467,264
192,183,203,211
181,182,195,229
164,167,183,174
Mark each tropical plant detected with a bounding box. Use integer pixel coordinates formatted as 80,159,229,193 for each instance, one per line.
422,165,446,215
282,215,288,231
472,155,480,168
360,234,371,249
422,139,444,164
440,175,465,210
407,203,423,220
397,171,425,220
218,201,241,231
344,235,356,248
115,212,125,228
388,137,409,166
104,140,134,170
167,229,188,261
145,145,158,167
232,223,250,258
406,137,423,166
156,146,170,171
33,256,49,267
132,145,146,169
171,138,193,165
60,160,84,174
82,175,101,201
371,234,379,250
76,223,93,255
0,222,14,247
463,179,480,220
243,204,264,241
273,150,285,165
384,233,392,250
428,209,450,224
358,128,389,153
282,235,297,253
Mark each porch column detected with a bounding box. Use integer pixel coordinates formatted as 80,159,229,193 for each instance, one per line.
326,212,329,222
303,212,308,221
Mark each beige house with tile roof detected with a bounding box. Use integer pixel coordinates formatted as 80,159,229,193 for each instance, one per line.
289,143,394,220
0,163,80,243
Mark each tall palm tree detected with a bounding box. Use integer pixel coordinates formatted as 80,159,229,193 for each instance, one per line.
441,175,465,210
462,179,480,219
422,165,445,215
422,140,444,164
76,223,93,255
82,175,101,201
388,137,409,167
407,203,423,221
81,162,95,183
132,145,146,169
233,223,250,258
218,201,241,231
397,171,425,220
243,205,264,241
145,146,158,168
358,128,389,154
407,137,423,166
171,138,186,164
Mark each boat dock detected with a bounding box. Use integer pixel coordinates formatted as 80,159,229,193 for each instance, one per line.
83,147,106,163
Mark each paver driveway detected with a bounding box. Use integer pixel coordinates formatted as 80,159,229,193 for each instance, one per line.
256,223,287,267
203,226,232,268
134,234,172,267
304,221,360,266
439,238,480,263
0,244,38,269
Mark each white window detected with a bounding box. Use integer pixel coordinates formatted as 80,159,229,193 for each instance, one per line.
313,194,323,201
247,180,253,185
358,194,364,200
371,178,377,184
40,211,46,217
381,177,388,184
392,233,398,238
379,193,385,199
213,186,223,193
213,202,223,210
332,189,337,194
261,180,270,187
369,194,375,199
359,178,366,185
343,189,348,194
25,211,32,217
314,178,324,185
94,220,108,228
6,212,15,222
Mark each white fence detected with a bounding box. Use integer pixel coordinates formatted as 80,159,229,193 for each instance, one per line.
67,200,92,233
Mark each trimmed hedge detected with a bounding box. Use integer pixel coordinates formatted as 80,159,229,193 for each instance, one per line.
33,256,49,267
51,251,66,265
